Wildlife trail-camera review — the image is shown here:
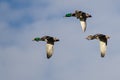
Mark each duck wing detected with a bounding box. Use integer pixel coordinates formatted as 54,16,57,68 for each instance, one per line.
99,38,107,57
80,20,87,32
46,43,54,59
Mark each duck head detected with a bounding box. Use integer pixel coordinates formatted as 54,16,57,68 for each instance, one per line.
32,37,42,42
64,13,72,17
86,35,95,40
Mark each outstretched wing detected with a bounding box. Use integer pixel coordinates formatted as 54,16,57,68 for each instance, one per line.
80,20,87,32
99,38,107,57
46,43,54,59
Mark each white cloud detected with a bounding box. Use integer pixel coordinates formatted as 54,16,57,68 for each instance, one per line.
0,0,120,80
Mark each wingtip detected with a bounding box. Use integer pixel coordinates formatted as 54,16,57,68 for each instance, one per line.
101,53,105,58
101,55,105,58
47,55,52,59
82,29,86,32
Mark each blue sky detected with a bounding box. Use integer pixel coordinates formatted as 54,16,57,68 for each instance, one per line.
0,0,120,80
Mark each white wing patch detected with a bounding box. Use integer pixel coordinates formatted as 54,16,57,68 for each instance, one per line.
99,40,107,57
80,20,86,32
46,44,54,59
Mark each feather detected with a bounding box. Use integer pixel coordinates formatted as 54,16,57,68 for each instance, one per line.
80,20,87,32
46,43,54,59
99,40,107,57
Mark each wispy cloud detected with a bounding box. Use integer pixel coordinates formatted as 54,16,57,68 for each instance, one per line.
0,0,120,80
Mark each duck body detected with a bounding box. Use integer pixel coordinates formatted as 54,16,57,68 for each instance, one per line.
65,10,92,32
40,36,59,59
33,36,59,59
86,34,110,57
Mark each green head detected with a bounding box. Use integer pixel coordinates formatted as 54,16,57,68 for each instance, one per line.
65,13,72,17
32,37,41,42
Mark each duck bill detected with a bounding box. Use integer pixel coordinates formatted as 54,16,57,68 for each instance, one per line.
32,39,35,41
86,37,89,40
86,37,90,40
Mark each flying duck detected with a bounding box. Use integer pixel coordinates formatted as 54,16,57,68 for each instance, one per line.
86,34,110,57
33,36,59,59
64,10,92,32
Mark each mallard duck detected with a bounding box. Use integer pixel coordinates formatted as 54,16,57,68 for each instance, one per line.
32,36,59,59
64,10,92,32
86,34,110,57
